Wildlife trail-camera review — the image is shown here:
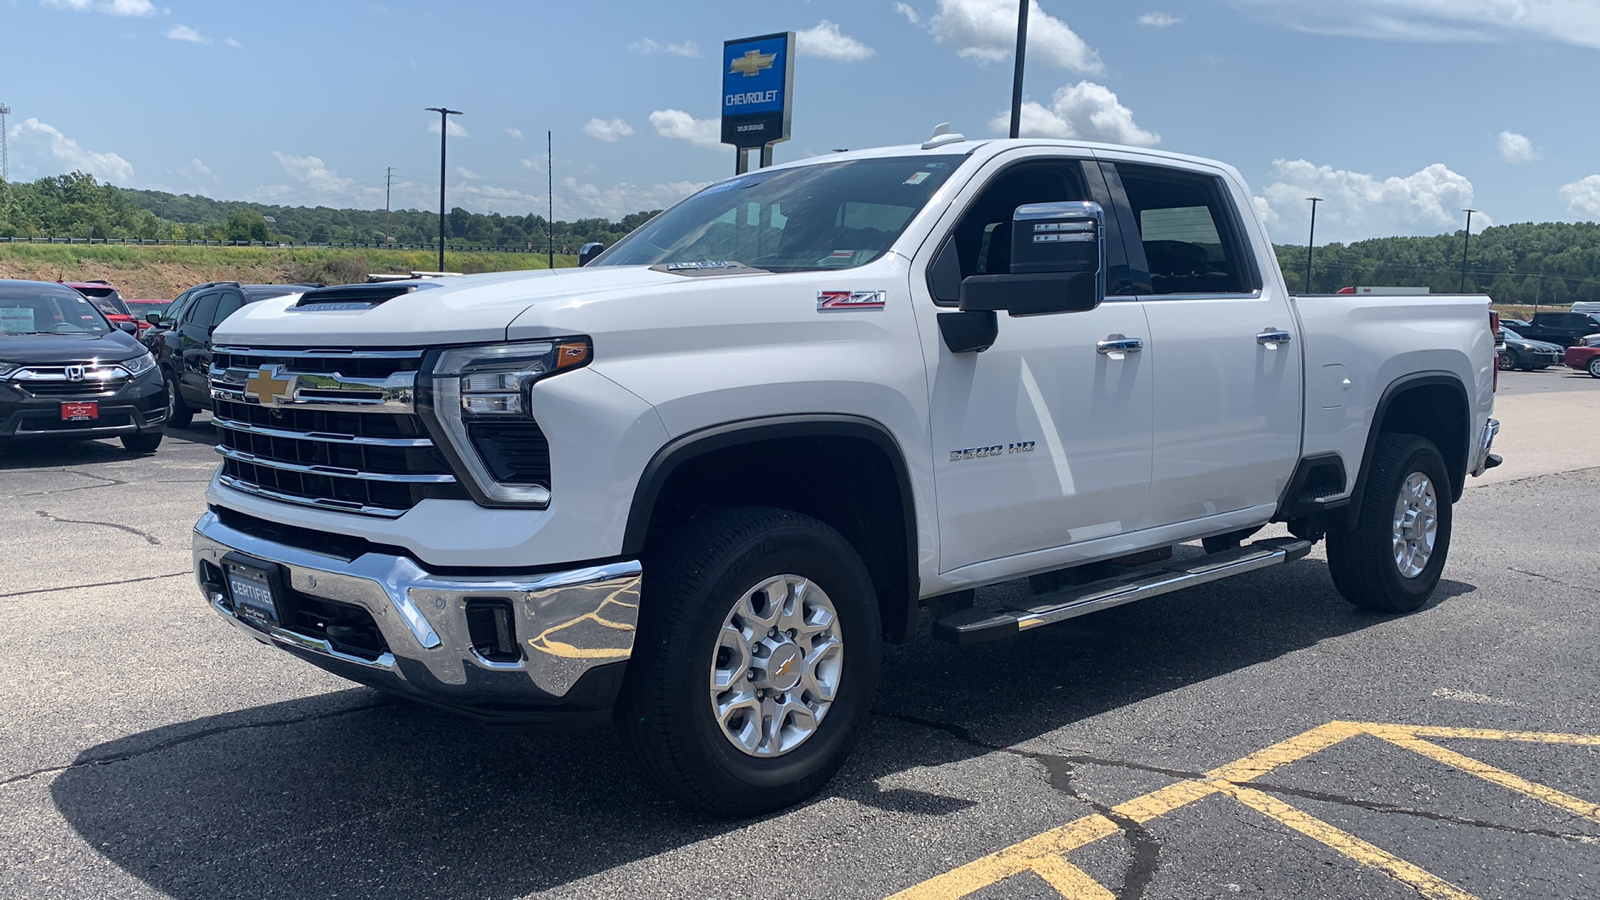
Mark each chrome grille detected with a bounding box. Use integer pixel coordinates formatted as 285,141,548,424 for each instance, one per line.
210,348,466,517
10,364,130,396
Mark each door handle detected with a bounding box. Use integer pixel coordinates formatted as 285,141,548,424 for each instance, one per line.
1096,337,1144,355
1257,329,1293,347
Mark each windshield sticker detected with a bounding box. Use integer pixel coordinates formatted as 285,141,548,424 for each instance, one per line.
904,171,932,185
830,250,855,259
666,261,739,271
817,290,886,312
0,308,35,333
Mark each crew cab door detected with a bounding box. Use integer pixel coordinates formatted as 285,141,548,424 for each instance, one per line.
1097,155,1302,526
912,153,1154,573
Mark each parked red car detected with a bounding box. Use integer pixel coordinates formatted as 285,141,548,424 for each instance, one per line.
1565,343,1600,378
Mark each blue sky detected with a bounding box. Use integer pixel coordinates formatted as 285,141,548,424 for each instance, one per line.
6,0,1600,244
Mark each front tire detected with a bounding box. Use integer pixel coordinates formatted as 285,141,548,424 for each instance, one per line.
121,431,163,453
616,506,881,816
1497,350,1516,371
1325,434,1452,613
1588,357,1600,378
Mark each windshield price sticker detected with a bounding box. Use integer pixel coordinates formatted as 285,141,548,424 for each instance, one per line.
0,307,34,333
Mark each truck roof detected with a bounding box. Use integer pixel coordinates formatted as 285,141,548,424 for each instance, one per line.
761,136,1243,177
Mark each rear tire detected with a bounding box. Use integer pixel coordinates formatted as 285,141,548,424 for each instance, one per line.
1589,357,1600,378
164,372,194,428
1497,350,1516,371
1325,434,1452,613
616,506,881,816
121,431,163,453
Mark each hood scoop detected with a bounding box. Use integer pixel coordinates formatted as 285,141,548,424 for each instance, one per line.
295,282,436,310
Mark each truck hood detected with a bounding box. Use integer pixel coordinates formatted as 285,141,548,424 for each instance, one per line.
212,266,730,347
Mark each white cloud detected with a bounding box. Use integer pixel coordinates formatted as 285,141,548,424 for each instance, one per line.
1138,12,1182,27
8,117,134,184
928,0,1103,73
179,158,214,181
584,118,635,142
797,20,876,60
224,38,241,48
1255,158,1489,243
894,2,921,25
559,177,710,219
164,24,211,44
649,109,728,151
456,167,481,180
521,155,549,172
41,0,156,16
505,128,524,139
1559,176,1600,217
1497,131,1536,164
1236,1,1600,50
427,118,469,138
988,81,1160,146
629,38,701,58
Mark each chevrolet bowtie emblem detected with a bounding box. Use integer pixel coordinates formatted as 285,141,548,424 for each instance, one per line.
244,366,296,406
729,49,776,77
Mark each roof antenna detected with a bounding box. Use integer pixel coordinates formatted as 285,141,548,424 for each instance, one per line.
922,123,965,150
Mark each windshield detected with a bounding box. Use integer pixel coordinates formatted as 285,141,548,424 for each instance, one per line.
593,156,960,272
0,284,113,336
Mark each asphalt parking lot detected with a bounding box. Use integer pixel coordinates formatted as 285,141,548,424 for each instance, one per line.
2,369,1597,900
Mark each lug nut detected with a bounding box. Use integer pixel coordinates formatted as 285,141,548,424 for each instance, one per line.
787,629,797,639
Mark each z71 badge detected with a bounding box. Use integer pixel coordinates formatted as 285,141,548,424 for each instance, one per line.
817,290,886,311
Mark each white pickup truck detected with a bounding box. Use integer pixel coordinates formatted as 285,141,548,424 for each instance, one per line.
192,135,1500,815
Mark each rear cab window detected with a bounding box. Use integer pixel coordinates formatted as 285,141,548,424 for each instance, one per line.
1113,163,1260,296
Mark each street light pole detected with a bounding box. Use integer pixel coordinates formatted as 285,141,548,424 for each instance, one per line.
1460,208,1476,294
1008,0,1029,138
1305,197,1322,294
426,107,463,272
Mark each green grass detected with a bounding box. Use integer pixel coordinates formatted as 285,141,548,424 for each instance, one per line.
0,243,574,299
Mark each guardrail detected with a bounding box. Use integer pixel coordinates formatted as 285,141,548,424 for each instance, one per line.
0,237,570,253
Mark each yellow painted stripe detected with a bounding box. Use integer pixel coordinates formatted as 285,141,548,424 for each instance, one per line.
1205,720,1366,783
1217,782,1482,900
1029,855,1120,900
1374,731,1600,824
1399,724,1600,746
885,815,1120,900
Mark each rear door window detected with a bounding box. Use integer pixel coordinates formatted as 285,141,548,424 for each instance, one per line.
185,291,220,329
1113,163,1258,296
213,291,246,327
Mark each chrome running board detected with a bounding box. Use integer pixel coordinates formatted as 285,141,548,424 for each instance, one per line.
932,537,1314,645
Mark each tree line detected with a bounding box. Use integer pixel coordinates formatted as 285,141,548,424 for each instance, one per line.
0,172,656,252
1274,220,1600,306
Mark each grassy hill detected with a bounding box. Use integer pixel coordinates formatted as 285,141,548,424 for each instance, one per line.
0,243,567,299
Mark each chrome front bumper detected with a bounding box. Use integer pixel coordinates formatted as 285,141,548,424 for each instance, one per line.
1471,417,1501,477
192,511,641,724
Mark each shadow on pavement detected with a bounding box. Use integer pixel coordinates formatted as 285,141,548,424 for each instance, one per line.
50,559,1470,898
0,418,215,470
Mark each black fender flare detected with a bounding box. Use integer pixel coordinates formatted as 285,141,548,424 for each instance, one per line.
622,414,922,643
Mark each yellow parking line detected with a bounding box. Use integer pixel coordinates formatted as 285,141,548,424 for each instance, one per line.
1216,782,1481,900
1372,729,1600,824
1403,724,1600,745
887,721,1600,900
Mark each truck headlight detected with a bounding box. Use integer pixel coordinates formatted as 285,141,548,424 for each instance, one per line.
421,338,591,508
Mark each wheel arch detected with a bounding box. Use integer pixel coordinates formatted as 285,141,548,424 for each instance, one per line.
1343,372,1472,529
623,415,921,643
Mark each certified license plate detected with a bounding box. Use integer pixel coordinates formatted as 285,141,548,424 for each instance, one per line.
61,401,98,421
224,558,280,625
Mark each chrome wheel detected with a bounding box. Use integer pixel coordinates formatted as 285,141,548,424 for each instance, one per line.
1391,472,1438,579
708,574,843,757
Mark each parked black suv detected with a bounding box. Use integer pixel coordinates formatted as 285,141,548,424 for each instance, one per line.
1521,311,1600,348
0,280,166,452
148,282,313,427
